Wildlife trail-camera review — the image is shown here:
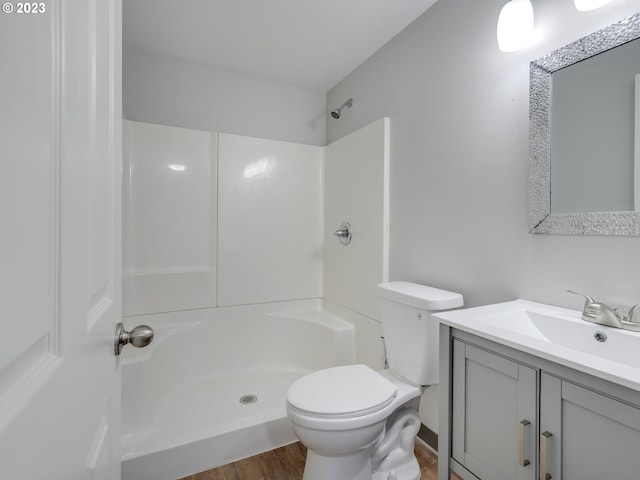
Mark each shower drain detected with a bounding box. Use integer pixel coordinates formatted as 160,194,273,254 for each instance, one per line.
239,394,258,405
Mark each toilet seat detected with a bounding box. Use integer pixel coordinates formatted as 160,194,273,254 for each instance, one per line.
286,365,412,431
287,364,398,418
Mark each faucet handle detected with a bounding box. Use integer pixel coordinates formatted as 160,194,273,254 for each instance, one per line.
625,304,640,323
567,290,595,305
567,290,600,316
567,290,600,321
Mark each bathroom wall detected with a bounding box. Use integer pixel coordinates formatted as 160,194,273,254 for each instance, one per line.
324,118,390,321
123,121,218,316
123,121,323,315
123,49,326,146
327,0,640,433
217,133,323,306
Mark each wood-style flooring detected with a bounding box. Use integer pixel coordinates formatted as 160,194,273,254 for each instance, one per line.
179,440,461,480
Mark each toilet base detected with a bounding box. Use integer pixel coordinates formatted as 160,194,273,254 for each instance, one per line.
372,461,420,480
303,448,375,480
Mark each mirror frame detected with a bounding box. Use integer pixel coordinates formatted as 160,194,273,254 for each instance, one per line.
529,12,640,235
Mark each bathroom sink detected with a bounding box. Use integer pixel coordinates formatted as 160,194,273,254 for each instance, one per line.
435,299,640,392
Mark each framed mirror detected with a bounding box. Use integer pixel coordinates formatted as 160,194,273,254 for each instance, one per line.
529,12,640,235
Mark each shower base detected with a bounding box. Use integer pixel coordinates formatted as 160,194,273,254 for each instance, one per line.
122,366,303,480
120,299,357,480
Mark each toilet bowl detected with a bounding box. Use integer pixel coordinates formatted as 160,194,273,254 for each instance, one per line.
286,366,422,480
286,282,464,480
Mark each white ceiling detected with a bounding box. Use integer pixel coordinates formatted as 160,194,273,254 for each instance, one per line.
123,0,438,92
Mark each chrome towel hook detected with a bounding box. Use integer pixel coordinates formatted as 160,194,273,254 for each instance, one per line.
333,221,352,246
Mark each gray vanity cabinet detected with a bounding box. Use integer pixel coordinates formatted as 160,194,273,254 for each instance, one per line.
451,340,537,480
442,331,640,480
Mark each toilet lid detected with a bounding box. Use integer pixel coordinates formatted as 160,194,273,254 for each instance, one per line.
287,364,398,416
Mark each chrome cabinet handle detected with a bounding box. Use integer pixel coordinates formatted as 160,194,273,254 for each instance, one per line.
114,322,154,356
519,419,531,467
540,431,553,480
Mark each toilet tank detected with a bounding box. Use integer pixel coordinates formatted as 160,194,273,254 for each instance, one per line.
377,281,463,386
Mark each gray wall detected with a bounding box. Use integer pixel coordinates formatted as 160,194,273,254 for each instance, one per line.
123,49,326,146
327,0,640,313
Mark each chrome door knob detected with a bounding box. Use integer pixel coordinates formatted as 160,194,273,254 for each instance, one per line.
114,322,154,356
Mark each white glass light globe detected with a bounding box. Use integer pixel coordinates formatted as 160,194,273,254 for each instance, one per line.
573,0,612,11
497,0,534,52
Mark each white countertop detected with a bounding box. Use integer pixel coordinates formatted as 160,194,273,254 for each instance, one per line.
435,299,640,393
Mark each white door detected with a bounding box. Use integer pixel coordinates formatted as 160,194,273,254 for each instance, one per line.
0,1,122,479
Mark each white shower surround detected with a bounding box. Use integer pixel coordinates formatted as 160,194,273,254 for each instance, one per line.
120,300,356,480
123,121,325,315
121,119,390,475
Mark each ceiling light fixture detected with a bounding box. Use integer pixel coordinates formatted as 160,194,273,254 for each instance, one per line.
497,0,535,52
573,0,612,11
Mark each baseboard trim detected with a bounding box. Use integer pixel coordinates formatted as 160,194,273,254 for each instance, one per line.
418,424,438,452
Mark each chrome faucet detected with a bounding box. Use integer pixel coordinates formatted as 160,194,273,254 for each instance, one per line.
567,290,640,331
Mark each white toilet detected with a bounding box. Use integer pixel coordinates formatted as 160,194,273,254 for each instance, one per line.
286,281,463,480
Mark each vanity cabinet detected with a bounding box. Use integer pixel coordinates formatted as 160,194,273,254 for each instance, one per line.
441,330,640,480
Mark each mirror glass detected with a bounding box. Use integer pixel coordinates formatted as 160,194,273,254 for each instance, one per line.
551,38,640,214
529,13,640,235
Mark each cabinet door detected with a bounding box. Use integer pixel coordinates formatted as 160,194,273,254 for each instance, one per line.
452,341,537,480
540,374,640,480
